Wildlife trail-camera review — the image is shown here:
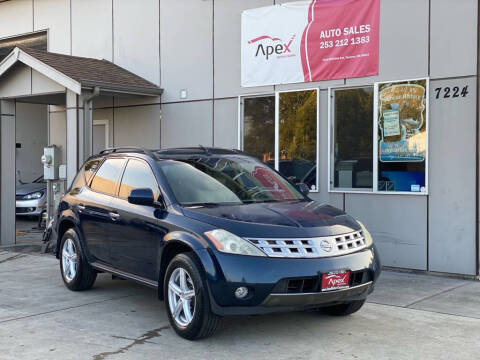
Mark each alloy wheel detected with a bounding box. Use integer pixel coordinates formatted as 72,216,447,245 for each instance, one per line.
62,238,78,282
168,267,196,327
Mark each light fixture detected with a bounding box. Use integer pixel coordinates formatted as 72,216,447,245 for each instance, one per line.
235,287,249,299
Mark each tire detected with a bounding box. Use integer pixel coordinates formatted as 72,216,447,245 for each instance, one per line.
59,228,97,291
320,299,366,316
164,253,220,340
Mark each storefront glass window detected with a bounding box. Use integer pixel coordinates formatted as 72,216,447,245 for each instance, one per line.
331,87,373,190
242,96,275,163
278,89,317,191
376,79,428,193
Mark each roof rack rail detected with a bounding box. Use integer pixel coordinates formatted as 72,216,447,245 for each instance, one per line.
98,147,153,156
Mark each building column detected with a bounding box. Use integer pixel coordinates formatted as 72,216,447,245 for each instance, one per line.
66,90,82,187
81,91,93,161
0,99,16,246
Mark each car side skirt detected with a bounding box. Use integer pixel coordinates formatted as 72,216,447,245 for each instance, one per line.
91,262,158,289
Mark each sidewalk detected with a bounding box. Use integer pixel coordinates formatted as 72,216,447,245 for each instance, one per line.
0,251,479,360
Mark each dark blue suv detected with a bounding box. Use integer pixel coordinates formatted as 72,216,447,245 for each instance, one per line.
51,147,381,340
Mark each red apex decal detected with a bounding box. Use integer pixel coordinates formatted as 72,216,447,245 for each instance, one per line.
321,271,351,291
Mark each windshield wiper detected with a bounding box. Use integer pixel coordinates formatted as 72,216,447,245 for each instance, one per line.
242,199,301,204
183,202,241,208
242,199,277,204
183,202,220,208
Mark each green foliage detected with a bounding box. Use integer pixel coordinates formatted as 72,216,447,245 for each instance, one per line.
279,90,317,162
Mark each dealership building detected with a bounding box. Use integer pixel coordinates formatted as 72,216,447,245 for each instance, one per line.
0,0,479,276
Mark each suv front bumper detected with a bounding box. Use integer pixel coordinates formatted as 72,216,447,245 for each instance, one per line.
197,245,380,316
261,281,372,307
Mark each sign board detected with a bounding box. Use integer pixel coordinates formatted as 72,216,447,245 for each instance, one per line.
241,0,380,87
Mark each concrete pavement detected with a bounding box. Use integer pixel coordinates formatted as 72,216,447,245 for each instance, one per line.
15,218,44,246
0,251,479,360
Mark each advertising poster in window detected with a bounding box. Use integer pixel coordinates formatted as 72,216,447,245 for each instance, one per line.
376,79,428,192
241,0,380,87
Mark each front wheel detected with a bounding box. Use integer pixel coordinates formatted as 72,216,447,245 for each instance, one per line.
320,299,366,316
59,228,97,291
164,253,220,340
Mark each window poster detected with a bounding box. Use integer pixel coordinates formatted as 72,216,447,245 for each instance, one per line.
376,79,428,192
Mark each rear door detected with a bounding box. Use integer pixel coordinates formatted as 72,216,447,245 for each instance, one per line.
109,158,165,280
78,157,126,263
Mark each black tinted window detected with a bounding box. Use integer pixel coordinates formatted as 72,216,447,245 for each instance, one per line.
90,158,125,196
119,159,159,199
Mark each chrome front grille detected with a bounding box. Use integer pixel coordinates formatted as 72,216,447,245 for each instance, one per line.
246,230,366,258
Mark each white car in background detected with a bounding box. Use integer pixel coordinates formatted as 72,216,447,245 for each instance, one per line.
16,176,46,220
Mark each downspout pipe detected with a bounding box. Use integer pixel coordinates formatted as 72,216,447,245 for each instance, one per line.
83,86,101,160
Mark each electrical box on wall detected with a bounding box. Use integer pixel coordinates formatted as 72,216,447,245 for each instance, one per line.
59,164,67,180
41,146,59,180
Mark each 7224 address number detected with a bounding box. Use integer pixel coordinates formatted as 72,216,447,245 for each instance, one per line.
434,86,469,99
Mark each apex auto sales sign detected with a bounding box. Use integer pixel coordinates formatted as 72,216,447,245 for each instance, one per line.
241,0,380,87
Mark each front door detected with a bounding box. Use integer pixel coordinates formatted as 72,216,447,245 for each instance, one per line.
109,158,165,280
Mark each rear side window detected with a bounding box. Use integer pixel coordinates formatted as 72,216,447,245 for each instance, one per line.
84,159,102,184
119,159,160,200
70,159,101,191
90,158,125,196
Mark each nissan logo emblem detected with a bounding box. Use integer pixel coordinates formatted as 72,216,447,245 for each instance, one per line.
320,239,333,252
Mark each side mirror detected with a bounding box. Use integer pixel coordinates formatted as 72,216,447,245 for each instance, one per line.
296,182,310,196
128,188,155,206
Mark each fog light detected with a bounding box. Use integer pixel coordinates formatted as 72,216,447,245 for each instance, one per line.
235,286,249,299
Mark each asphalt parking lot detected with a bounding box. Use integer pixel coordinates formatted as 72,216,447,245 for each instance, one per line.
0,251,479,360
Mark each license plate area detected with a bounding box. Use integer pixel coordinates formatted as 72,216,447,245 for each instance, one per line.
321,270,351,292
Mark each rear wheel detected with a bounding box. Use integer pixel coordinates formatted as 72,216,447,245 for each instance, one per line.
60,228,97,291
164,253,220,340
320,299,366,316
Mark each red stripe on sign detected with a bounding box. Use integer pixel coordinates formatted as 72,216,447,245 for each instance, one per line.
248,35,282,44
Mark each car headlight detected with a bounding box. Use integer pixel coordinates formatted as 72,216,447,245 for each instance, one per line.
23,191,44,200
205,229,266,257
357,221,373,247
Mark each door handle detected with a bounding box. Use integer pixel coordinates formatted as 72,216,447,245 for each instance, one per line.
109,212,120,220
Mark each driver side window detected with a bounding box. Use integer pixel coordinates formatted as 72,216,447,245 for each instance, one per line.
119,159,160,200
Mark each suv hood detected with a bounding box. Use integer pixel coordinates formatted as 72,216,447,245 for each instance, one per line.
182,201,361,238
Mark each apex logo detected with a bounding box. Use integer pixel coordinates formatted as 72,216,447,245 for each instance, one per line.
249,34,296,60
325,273,349,287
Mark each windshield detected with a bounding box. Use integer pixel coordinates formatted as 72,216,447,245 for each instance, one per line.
33,176,45,183
158,155,305,206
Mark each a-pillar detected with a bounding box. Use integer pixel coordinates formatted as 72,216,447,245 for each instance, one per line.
0,99,16,245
